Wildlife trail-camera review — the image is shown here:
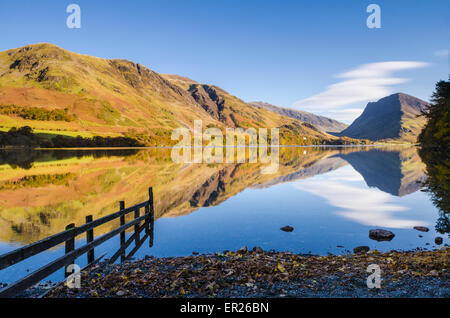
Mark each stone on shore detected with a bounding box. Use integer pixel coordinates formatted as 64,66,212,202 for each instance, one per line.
353,246,370,254
252,246,264,253
413,226,429,232
45,247,450,298
369,229,395,241
238,246,248,254
280,226,294,232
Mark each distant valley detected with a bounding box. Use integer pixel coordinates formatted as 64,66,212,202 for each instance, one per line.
249,101,348,133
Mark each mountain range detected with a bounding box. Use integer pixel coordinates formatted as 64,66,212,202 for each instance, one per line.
252,93,429,143
0,43,429,145
0,43,345,146
248,101,348,133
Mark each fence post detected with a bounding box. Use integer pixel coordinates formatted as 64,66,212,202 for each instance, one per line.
145,192,150,236
65,223,75,278
134,207,140,245
149,187,154,247
86,215,94,263
119,201,125,263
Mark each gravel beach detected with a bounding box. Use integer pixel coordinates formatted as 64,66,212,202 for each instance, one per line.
45,247,449,298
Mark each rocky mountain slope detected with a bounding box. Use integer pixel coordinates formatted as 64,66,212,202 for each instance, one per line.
338,93,429,143
249,101,348,133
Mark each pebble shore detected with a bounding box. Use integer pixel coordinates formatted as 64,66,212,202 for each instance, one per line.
44,247,449,298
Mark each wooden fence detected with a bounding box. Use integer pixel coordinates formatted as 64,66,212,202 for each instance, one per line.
0,187,155,298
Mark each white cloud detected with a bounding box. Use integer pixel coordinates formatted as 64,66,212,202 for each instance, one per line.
435,49,449,57
293,61,429,121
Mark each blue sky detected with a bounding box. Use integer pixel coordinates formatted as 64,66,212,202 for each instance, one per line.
0,0,448,123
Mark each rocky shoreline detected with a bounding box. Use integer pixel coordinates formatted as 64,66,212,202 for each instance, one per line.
45,247,449,298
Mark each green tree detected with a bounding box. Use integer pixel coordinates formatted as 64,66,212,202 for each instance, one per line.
418,79,450,149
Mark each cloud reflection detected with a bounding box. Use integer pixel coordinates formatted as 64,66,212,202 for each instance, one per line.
294,167,427,229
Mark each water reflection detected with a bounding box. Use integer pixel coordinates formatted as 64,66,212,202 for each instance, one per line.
419,148,450,234
337,147,427,196
291,146,430,229
0,149,140,169
0,146,443,247
294,167,424,229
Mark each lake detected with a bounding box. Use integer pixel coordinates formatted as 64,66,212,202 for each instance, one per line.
0,145,447,284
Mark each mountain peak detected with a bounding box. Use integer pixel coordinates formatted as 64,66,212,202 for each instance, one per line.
376,92,426,104
6,43,68,55
339,93,429,142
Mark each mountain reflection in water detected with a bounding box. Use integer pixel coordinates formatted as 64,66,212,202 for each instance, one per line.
0,146,445,251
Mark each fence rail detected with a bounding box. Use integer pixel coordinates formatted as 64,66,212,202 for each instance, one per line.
0,187,155,298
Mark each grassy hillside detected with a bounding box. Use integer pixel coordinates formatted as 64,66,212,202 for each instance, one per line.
0,44,217,144
0,43,347,146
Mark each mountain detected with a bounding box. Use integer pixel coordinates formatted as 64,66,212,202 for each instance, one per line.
0,43,340,146
248,101,348,133
339,93,429,142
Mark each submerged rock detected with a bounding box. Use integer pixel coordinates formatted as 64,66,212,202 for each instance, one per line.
369,229,395,241
280,226,294,232
435,237,443,245
353,246,370,254
413,226,429,232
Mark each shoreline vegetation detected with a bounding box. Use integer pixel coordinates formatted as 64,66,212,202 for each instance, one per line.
418,80,449,151
44,247,449,298
0,125,415,150
0,126,143,148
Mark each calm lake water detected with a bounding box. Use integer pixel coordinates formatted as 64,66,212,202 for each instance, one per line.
0,146,447,284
